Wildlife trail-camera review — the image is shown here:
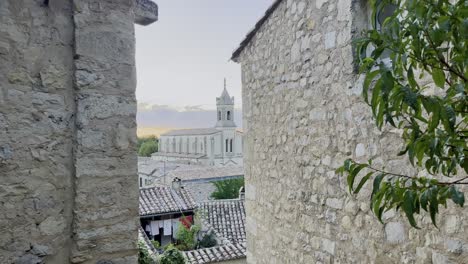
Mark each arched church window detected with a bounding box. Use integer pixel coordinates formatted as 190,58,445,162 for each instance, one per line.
227,111,231,121
225,139,229,153
218,111,221,121
230,139,233,152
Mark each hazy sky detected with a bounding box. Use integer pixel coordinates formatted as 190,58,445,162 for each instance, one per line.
135,0,273,110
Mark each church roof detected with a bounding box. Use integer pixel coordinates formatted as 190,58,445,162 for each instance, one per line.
217,87,234,105
161,128,221,136
231,0,284,61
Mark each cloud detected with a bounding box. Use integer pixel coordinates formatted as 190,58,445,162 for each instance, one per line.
137,103,242,128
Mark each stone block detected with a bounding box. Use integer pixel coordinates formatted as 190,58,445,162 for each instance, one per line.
385,222,405,243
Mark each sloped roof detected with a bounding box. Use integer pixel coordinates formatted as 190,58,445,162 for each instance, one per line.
231,0,285,61
138,227,160,258
167,166,244,182
183,242,246,264
139,186,197,216
183,199,247,264
200,199,246,244
161,128,221,136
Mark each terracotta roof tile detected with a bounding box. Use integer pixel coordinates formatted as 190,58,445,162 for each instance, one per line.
183,243,246,264
200,199,246,244
139,186,197,216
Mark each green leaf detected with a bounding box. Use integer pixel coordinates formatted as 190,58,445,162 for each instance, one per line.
431,68,445,88
372,173,385,197
348,164,368,193
429,187,439,227
449,186,465,207
363,70,380,103
402,190,420,228
354,172,373,194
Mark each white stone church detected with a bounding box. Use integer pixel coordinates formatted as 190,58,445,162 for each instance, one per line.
152,85,243,166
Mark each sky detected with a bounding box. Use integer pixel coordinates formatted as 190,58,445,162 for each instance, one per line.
135,0,273,111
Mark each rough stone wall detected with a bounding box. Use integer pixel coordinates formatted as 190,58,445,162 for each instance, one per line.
0,0,148,263
0,1,76,263
237,0,467,263
71,0,139,263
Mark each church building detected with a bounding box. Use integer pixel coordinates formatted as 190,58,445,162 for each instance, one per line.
153,82,243,166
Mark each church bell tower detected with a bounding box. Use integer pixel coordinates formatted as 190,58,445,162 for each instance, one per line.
215,78,236,128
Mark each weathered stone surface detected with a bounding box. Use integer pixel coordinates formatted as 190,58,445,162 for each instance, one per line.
234,0,468,263
0,0,156,263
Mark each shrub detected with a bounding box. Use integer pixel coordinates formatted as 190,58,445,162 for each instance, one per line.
151,240,160,249
199,232,217,248
175,224,200,251
138,241,155,264
159,245,185,264
210,178,244,199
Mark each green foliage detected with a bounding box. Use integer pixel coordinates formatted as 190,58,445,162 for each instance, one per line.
159,245,185,264
340,0,467,228
138,241,155,264
138,136,159,157
199,232,217,248
174,223,200,251
151,240,160,249
210,178,245,200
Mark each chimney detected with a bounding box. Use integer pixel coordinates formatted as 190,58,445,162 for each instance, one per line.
172,177,182,191
238,186,245,200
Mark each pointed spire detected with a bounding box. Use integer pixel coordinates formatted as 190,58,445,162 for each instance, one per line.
217,78,234,105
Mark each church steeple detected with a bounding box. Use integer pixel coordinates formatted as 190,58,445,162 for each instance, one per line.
216,78,236,128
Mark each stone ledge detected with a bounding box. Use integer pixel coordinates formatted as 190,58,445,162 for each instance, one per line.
135,0,158,26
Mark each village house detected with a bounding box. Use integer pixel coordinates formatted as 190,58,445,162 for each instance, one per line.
183,190,247,264
139,180,197,247
138,157,244,202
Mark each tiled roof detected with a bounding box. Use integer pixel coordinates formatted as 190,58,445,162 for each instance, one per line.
183,199,246,264
139,186,197,216
168,166,244,183
161,128,221,136
138,227,159,258
200,199,246,244
231,0,285,61
183,243,246,264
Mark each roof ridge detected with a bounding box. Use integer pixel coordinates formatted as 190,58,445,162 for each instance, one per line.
231,0,285,61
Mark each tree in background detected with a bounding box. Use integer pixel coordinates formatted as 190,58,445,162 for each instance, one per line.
138,136,159,157
210,178,245,200
339,0,467,228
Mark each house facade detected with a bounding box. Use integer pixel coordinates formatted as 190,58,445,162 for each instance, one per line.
153,84,243,166
139,184,197,247
232,0,468,263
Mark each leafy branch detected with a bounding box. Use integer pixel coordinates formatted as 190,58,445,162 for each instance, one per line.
341,0,467,228
337,159,465,228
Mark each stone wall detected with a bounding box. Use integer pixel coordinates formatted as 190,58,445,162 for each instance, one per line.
236,0,467,263
0,0,157,263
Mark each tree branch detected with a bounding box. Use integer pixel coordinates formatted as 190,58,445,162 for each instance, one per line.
367,166,468,185
423,29,467,83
